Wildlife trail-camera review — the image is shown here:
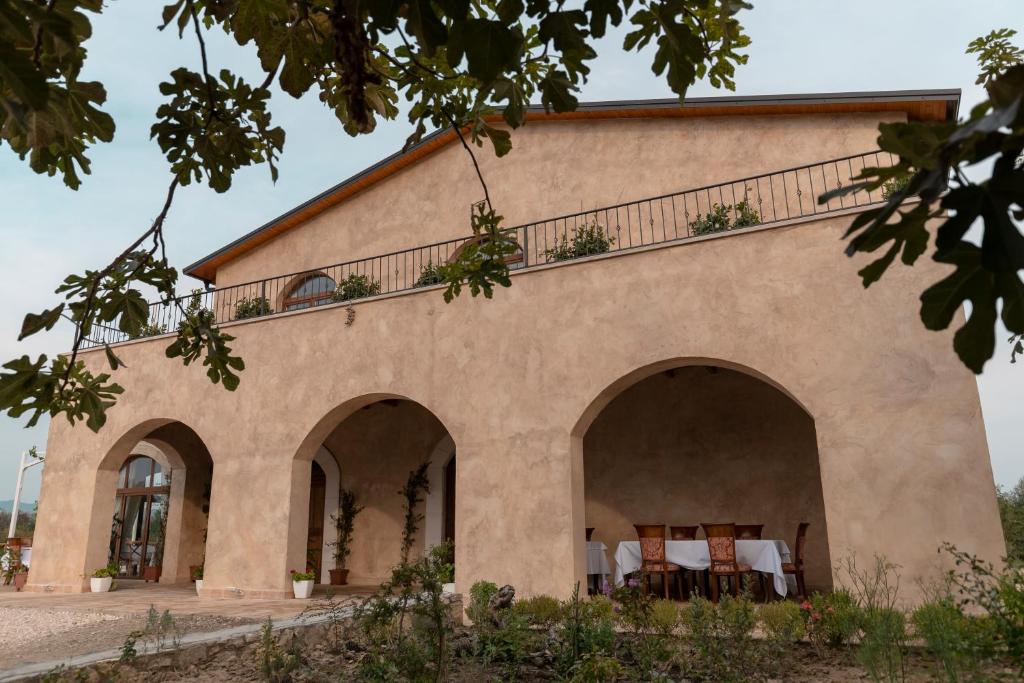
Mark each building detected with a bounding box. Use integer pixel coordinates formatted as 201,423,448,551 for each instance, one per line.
25,90,1005,601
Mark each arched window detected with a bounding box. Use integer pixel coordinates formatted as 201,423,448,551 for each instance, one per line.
284,274,337,311
111,455,171,578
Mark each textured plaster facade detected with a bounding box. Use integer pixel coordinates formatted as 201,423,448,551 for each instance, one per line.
26,103,1004,602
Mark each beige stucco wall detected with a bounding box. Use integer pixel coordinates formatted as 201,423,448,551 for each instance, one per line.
584,367,832,592
25,110,1003,603
213,112,901,288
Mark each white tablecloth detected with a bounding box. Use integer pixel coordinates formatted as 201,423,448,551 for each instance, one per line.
587,541,610,577
614,539,792,596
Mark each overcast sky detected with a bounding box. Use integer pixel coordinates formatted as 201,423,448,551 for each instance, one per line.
1,1,1022,504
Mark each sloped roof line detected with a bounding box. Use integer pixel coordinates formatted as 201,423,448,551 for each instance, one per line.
184,89,961,283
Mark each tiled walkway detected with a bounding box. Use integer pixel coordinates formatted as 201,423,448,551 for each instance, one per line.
0,580,374,620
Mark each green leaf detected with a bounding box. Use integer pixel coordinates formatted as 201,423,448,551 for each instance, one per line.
103,344,125,370
450,19,523,83
19,304,64,341
0,40,49,109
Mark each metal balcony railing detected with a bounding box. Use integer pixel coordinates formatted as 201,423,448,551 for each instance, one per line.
82,149,896,349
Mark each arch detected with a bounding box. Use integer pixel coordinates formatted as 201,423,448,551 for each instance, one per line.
571,357,813,441
84,419,216,585
291,394,457,586
570,358,832,597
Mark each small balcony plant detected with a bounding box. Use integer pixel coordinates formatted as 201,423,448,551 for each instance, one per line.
233,295,272,320
414,260,445,288
544,222,615,262
331,273,382,302
328,487,364,585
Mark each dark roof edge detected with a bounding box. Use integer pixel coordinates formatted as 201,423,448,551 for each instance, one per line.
183,89,961,281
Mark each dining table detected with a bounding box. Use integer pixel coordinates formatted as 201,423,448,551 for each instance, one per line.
613,539,793,596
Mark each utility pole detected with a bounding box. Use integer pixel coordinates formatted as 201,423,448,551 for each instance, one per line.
8,449,44,539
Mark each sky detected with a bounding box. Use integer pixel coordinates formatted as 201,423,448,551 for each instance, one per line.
0,1,1022,504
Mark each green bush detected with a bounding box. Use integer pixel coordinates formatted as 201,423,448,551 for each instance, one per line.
802,590,861,649
331,273,382,302
467,580,499,626
414,260,445,288
682,592,761,683
554,587,617,678
881,174,911,200
649,598,680,637
544,222,615,262
997,476,1024,562
759,600,806,644
689,197,762,236
234,295,271,319
511,594,562,627
858,607,908,683
912,597,994,683
569,652,624,682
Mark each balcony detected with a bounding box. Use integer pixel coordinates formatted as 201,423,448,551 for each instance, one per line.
82,149,895,349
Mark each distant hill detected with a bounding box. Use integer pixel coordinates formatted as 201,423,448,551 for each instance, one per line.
0,500,35,514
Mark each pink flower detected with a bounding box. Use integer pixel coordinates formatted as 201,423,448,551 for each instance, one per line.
800,600,812,610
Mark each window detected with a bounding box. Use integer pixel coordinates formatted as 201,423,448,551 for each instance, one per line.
284,274,337,311
110,455,171,578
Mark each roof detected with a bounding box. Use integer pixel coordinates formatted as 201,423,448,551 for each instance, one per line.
184,89,961,283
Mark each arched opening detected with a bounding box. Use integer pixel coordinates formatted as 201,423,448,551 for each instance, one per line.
296,397,455,586
578,362,832,597
90,420,215,586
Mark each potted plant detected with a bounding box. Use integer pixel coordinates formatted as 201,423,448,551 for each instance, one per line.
291,569,316,598
328,488,363,585
90,563,118,592
12,564,28,591
192,565,204,595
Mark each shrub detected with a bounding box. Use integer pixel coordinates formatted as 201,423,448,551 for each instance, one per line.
512,594,562,627
759,600,806,644
331,273,382,302
802,590,860,650
649,598,680,637
569,652,624,682
256,617,299,682
881,174,911,200
689,197,762,236
839,555,907,683
234,295,271,319
544,222,615,262
414,260,445,287
467,580,499,626
943,543,1024,674
912,597,993,682
554,585,616,678
135,322,167,338
682,592,761,683
997,476,1024,562
329,487,363,570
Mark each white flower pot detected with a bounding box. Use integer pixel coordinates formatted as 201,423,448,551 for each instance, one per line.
195,579,204,596
90,576,113,593
442,582,456,595
293,579,314,599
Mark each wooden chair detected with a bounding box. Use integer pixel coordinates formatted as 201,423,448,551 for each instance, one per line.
782,522,810,598
669,525,698,540
701,522,759,602
634,524,683,599
734,524,764,540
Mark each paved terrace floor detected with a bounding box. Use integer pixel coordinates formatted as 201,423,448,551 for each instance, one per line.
0,581,374,675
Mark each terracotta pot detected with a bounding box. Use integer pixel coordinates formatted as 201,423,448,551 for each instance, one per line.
329,568,349,586
143,565,162,582
13,572,28,591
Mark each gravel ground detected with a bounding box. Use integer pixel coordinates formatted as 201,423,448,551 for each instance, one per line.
0,607,254,670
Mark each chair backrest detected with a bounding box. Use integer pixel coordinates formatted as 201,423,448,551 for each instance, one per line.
735,524,764,540
794,522,810,566
585,527,595,542
634,524,667,564
701,523,738,565
669,525,698,540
